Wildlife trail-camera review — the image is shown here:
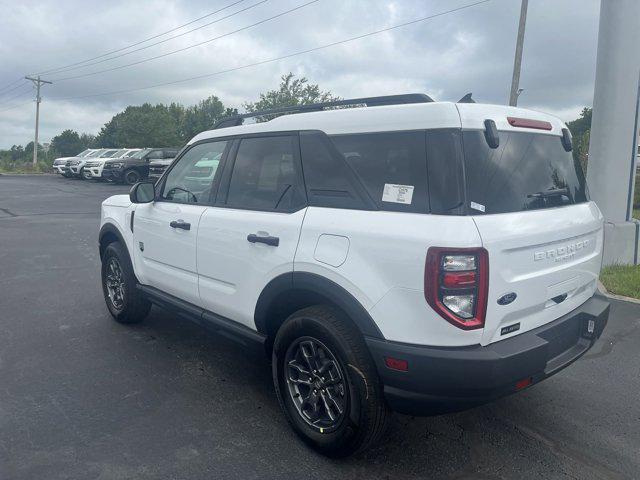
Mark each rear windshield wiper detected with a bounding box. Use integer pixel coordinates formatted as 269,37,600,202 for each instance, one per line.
526,187,570,199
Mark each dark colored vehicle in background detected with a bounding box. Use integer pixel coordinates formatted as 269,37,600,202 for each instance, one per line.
147,148,182,181
101,148,179,184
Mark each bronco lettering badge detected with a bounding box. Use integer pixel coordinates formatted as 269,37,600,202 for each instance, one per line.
534,239,589,263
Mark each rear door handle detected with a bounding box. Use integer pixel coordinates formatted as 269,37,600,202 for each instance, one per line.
247,233,279,246
170,219,191,230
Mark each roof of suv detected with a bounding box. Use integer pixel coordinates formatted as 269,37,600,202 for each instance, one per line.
189,101,566,145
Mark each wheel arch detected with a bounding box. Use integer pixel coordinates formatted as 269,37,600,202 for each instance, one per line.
255,272,384,344
99,222,128,261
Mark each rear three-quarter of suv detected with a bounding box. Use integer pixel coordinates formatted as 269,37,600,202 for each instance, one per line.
98,94,609,457
103,147,179,184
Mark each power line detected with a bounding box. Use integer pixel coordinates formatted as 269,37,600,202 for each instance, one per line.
0,81,29,98
52,0,320,82
52,0,491,102
0,85,33,106
0,77,25,94
45,0,267,78
34,0,249,76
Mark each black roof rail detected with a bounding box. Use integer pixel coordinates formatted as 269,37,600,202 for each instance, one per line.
212,93,434,129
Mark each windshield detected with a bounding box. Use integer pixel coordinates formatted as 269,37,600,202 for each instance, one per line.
123,149,141,158
99,149,123,158
87,149,106,158
130,148,151,159
76,149,92,157
462,130,588,214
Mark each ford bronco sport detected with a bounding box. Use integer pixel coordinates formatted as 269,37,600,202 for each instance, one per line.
98,94,609,456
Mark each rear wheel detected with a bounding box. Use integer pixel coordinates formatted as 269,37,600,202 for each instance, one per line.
123,169,141,185
272,305,389,457
101,241,150,324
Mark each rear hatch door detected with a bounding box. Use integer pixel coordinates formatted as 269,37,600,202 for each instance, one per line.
457,108,603,346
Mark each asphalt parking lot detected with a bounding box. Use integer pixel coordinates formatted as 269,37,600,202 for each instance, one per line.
1,174,639,480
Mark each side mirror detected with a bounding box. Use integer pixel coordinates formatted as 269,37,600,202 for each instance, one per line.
130,181,155,203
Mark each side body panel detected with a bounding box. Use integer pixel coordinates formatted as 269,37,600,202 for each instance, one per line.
132,202,207,306
197,207,306,330
294,207,484,347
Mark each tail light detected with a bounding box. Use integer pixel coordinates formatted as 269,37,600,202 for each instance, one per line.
424,247,489,330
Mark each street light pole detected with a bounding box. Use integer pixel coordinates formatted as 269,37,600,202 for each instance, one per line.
509,0,528,106
24,75,52,166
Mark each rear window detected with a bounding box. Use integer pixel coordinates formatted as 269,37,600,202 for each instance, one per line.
330,131,428,213
463,130,588,214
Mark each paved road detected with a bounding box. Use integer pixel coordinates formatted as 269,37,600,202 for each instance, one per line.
1,175,639,480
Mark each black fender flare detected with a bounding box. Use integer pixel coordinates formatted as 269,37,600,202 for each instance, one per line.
98,222,129,260
254,271,384,339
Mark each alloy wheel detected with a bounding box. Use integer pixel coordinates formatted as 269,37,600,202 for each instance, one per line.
105,257,125,310
284,337,347,432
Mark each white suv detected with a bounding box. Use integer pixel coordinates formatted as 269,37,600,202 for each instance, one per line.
83,148,141,180
98,94,609,456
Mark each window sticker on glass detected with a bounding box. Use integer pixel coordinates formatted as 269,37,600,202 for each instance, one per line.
382,184,414,205
470,201,486,212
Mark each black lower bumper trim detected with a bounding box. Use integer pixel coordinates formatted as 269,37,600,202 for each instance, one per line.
366,295,610,415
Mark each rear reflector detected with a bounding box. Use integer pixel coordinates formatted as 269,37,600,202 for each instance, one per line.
443,271,477,288
515,377,533,390
507,117,553,131
384,357,409,372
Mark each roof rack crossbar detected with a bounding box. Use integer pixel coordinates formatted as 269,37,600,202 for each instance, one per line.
212,93,433,129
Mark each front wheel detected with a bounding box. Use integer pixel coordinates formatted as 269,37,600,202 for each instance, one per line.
101,241,151,323
272,305,389,457
123,169,141,185
81,167,92,180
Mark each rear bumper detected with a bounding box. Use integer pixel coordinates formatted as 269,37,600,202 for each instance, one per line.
366,294,609,415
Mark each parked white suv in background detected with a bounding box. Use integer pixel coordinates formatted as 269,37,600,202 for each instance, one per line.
67,148,116,178
98,94,609,456
83,148,141,180
52,148,96,176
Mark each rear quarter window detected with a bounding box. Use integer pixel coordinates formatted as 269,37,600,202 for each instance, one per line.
330,131,428,213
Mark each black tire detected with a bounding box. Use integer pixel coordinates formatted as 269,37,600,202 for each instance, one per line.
81,167,92,180
123,169,141,185
101,241,151,324
272,305,389,457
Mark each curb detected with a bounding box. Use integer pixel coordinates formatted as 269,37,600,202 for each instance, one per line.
597,280,640,305
0,173,57,176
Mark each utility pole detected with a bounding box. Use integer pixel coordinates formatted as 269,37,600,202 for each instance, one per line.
509,0,528,106
24,75,52,166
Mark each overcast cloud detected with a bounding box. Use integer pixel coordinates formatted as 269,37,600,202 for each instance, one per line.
0,0,600,148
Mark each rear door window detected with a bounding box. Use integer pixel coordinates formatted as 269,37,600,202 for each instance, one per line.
463,131,588,214
225,136,305,212
329,131,428,213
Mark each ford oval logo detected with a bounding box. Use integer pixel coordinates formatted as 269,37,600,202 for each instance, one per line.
497,292,517,305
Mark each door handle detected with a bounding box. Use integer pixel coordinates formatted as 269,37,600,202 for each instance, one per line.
247,233,279,246
170,219,191,230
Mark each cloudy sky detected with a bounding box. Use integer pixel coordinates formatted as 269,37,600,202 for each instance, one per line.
0,0,600,148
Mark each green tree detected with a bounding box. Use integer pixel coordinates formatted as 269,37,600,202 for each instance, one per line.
95,103,183,148
79,133,96,149
244,73,339,121
567,107,592,172
182,96,236,140
51,129,83,157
